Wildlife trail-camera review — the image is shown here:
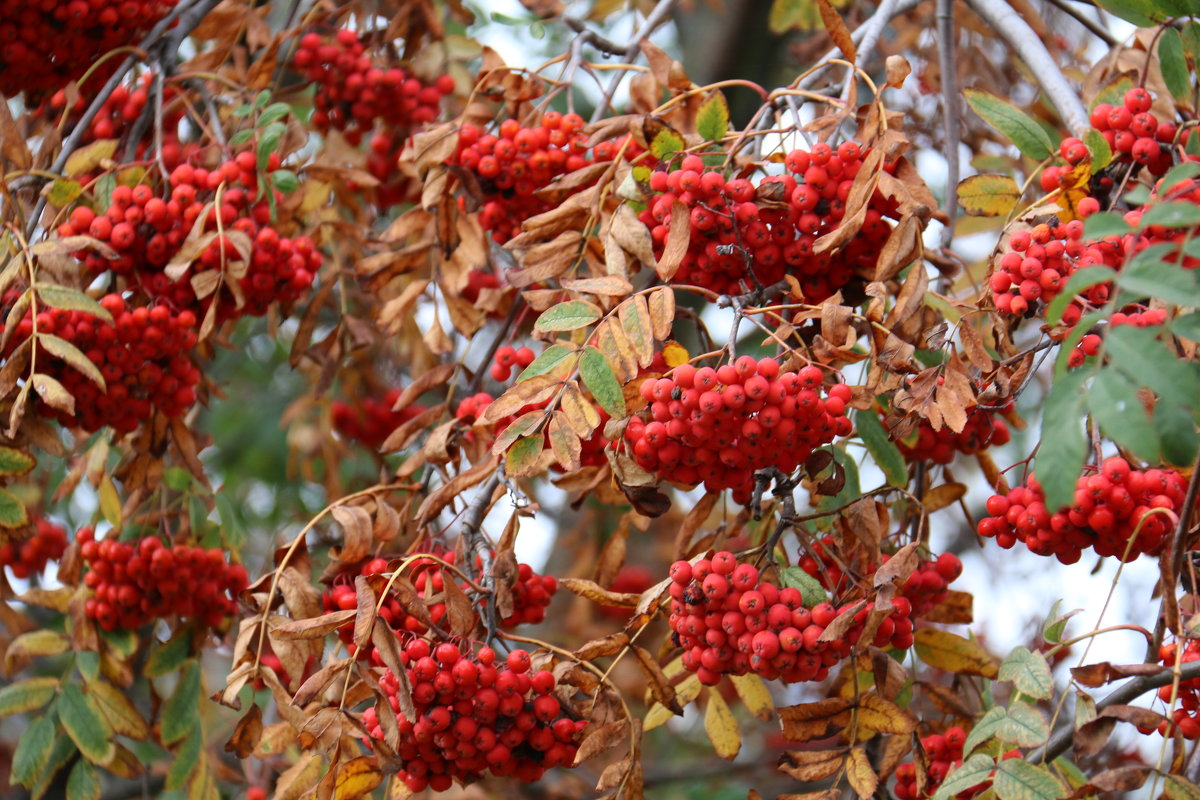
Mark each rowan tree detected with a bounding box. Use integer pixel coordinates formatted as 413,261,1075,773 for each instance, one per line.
0,0,1198,798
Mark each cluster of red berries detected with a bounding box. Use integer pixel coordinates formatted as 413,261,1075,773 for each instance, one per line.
798,536,962,618
640,144,897,300
322,553,558,655
989,219,1109,319
0,293,200,433
892,728,1011,799
332,389,424,451
0,0,177,99
490,345,536,382
44,73,192,165
895,407,1011,464
1153,639,1200,739
0,518,69,579
77,528,249,631
624,359,853,505
361,642,585,792
451,113,642,243
293,29,454,145
1087,88,1177,176
667,552,917,686
57,156,317,320
977,458,1185,564
1064,306,1168,368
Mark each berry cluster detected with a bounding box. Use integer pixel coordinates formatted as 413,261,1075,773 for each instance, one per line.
490,345,536,382
977,458,1185,563
1086,88,1177,176
640,145,896,300
56,157,317,320
1154,639,1200,739
1063,306,1168,368
361,642,585,792
332,389,425,451
0,518,69,579
894,728,983,799
667,552,916,686
798,537,962,618
0,0,177,100
988,219,1105,319
78,528,249,631
293,30,454,145
322,553,558,655
624,359,853,505
0,293,200,433
451,113,642,243
896,407,1011,464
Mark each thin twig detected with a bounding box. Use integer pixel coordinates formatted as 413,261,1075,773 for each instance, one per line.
589,0,680,123
797,0,924,92
843,0,900,98
1042,0,1118,45
961,0,1089,135
460,471,503,640
1030,659,1200,763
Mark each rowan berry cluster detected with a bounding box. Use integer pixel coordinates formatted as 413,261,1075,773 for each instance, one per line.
490,345,536,382
361,642,585,792
1154,639,1200,739
989,218,1106,319
640,144,896,300
798,537,962,618
56,156,318,320
624,359,853,505
1087,88,1177,176
896,408,1011,464
667,552,916,686
977,458,1185,563
0,518,68,579
323,553,558,656
451,113,642,243
78,528,249,631
893,728,980,799
332,389,425,450
0,0,177,99
293,29,454,145
1063,306,1168,368
45,74,191,163
0,293,200,433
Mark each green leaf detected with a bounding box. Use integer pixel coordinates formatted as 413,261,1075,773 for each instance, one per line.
517,344,574,381
11,712,57,787
769,0,822,32
270,169,298,194
45,179,83,207
1088,368,1160,461
998,647,1054,700
0,445,35,476
256,121,287,171
778,566,829,606
1038,369,1090,512
161,660,202,745
650,129,685,161
696,93,730,143
66,759,100,800
57,684,114,765
229,129,255,147
36,286,113,323
996,701,1050,746
1041,599,1080,645
76,650,100,682
253,90,272,110
1140,201,1200,229
0,677,59,717
852,409,907,487
166,728,202,790
992,758,1066,800
0,487,29,528
1044,266,1115,326
1160,28,1191,103
93,174,116,215
164,466,193,491
964,89,1056,161
37,333,105,390
1161,162,1200,195
1106,326,1200,407
579,346,625,417
1092,0,1163,26
1154,398,1200,467
1184,22,1200,72
963,706,1008,756
257,102,291,128
29,734,77,800
145,630,193,678
1118,250,1200,308
1165,775,1200,800
1083,129,1112,170
533,300,602,332
504,434,543,477
933,753,997,800
216,492,246,551
1082,212,1131,240
99,628,137,659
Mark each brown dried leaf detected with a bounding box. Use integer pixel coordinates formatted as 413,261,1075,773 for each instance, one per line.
575,632,630,661
441,569,476,637
272,610,356,640
560,577,641,609
847,747,879,799
479,375,562,425
224,705,263,759
777,749,847,782
331,505,373,563
619,295,654,368
923,590,974,624
633,645,681,714
656,200,690,280
923,481,968,513
1070,662,1165,688
575,719,630,765
612,204,657,269
779,697,854,742
414,455,498,527
815,0,855,61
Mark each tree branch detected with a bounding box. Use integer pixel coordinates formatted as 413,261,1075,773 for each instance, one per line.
936,0,960,249
960,0,1089,136
1031,659,1200,763
1042,0,1118,46
589,0,680,123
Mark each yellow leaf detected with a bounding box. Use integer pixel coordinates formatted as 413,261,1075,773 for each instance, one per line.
645,673,701,730
922,481,968,512
661,340,689,368
956,174,1020,217
704,689,741,760
730,673,774,720
99,475,121,528
855,693,916,735
847,747,879,798
334,756,382,800
914,628,999,678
